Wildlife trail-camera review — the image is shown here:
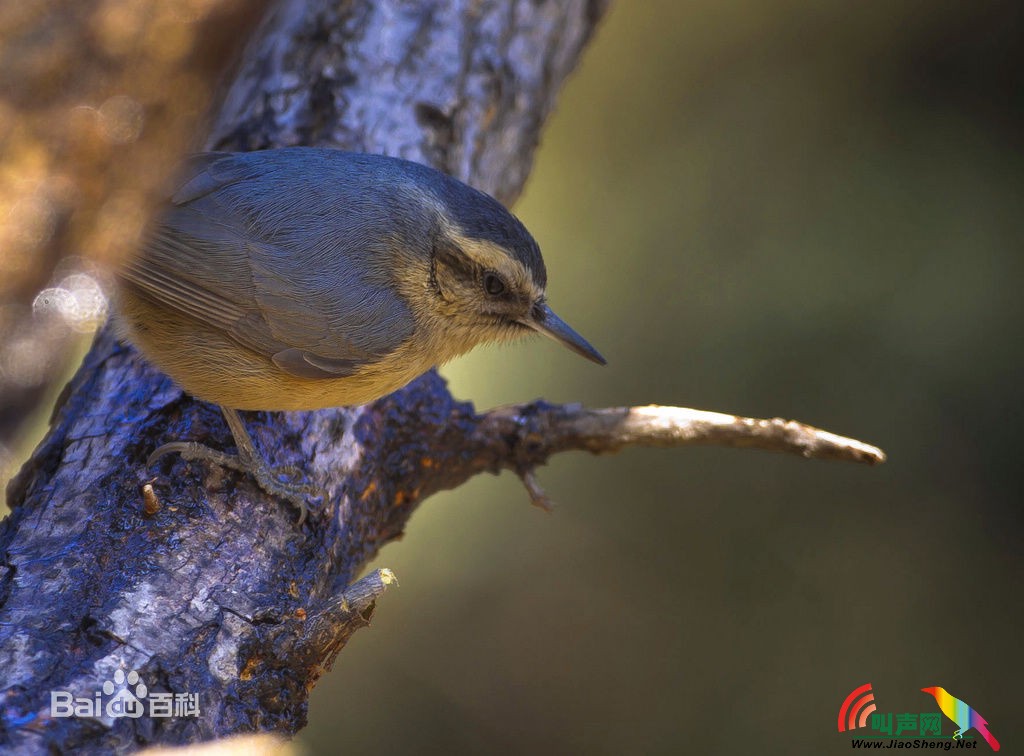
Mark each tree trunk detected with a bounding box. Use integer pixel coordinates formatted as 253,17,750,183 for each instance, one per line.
0,1,610,751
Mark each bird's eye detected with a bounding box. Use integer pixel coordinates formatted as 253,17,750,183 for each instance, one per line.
483,272,506,296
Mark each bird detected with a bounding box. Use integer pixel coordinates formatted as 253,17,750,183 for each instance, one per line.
116,148,605,524
921,686,1000,751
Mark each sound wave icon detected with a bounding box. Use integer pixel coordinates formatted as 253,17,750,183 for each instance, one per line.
838,683,876,732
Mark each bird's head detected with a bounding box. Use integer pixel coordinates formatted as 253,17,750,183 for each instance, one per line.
921,687,942,698
405,170,606,366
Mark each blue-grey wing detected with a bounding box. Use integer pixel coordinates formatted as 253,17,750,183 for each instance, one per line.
120,152,414,379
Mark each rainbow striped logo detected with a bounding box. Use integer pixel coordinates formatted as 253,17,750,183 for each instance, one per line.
837,683,1001,751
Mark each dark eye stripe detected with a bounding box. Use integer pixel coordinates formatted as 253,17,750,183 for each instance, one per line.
432,238,477,281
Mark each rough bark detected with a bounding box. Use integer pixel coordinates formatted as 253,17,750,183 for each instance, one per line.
0,1,614,752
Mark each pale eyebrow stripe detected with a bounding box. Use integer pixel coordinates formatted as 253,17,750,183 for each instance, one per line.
447,232,544,301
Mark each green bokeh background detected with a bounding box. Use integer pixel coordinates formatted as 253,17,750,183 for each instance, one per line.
298,2,1022,754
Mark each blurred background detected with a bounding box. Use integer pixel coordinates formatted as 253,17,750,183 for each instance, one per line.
4,0,1022,753
299,1,1023,753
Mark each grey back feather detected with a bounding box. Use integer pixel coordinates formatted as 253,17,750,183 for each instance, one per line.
122,149,436,378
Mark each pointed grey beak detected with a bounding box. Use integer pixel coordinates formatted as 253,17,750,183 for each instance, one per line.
525,303,606,365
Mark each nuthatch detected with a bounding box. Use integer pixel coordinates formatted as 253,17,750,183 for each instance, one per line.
117,148,604,523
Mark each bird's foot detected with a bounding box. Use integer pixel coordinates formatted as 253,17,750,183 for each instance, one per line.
149,441,316,526
952,729,963,741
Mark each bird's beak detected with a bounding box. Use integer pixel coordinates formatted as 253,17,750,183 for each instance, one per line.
524,303,606,365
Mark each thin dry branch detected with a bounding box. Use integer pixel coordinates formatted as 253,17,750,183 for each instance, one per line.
458,402,885,509
482,403,885,463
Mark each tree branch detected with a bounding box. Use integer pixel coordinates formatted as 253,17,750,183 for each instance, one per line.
480,403,886,463
479,402,885,507
403,400,885,511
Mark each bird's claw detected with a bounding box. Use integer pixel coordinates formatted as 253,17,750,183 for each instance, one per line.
250,470,314,527
148,441,316,526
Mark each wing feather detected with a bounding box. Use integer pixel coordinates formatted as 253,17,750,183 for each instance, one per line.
120,151,414,379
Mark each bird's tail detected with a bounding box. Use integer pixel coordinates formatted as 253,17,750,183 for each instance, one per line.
974,722,1000,751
